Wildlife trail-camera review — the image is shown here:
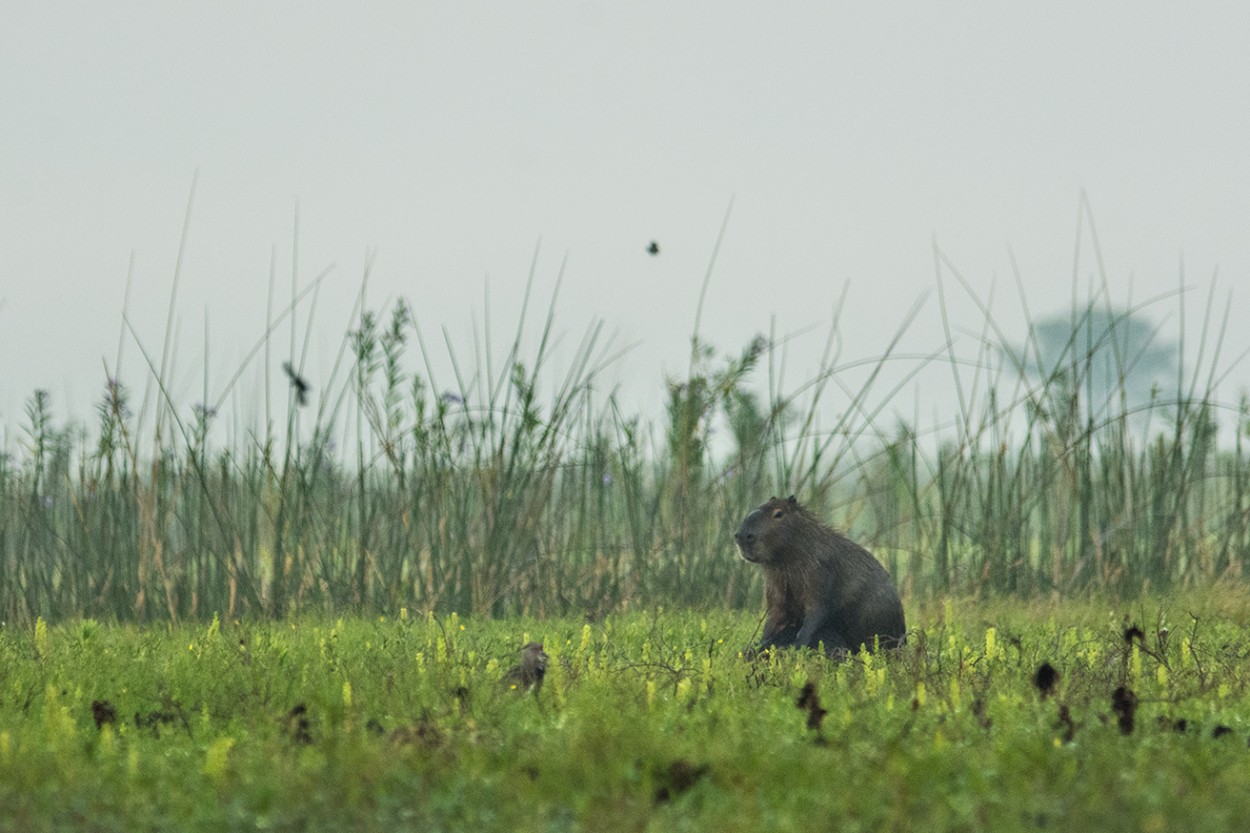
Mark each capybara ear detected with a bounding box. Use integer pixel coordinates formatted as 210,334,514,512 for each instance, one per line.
787,495,798,507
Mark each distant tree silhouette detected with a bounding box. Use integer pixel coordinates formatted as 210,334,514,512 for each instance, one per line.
1002,305,1179,417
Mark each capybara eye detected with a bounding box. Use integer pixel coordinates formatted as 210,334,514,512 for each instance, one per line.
772,509,784,519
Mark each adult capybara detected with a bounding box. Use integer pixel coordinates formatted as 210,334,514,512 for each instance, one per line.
735,495,906,656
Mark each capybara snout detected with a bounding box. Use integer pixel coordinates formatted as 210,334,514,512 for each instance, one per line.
733,515,758,557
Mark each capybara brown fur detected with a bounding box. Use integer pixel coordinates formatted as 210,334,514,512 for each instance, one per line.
735,495,906,656
503,642,549,692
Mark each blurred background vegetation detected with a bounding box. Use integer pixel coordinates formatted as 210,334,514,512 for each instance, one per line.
2,270,1248,625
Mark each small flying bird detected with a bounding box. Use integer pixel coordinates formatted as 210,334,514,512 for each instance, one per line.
503,641,548,692
647,241,660,256
282,361,311,407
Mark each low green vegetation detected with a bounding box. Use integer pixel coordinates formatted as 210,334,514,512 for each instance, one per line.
2,593,1249,832
4,232,1250,828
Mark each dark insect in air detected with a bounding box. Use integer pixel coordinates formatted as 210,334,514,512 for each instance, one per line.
282,362,311,407
647,241,660,256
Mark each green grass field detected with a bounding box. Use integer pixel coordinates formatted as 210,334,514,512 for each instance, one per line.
3,591,1249,832
5,243,1250,830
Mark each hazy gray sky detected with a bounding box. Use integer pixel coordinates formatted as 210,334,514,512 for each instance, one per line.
4,3,1250,442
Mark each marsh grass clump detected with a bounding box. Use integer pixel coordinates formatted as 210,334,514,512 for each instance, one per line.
794,679,828,738
90,699,117,730
1033,662,1059,698
1111,686,1139,735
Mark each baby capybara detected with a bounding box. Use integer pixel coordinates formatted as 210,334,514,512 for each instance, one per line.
735,495,905,656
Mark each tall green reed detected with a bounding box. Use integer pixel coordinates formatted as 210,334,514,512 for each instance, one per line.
1,234,1248,623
